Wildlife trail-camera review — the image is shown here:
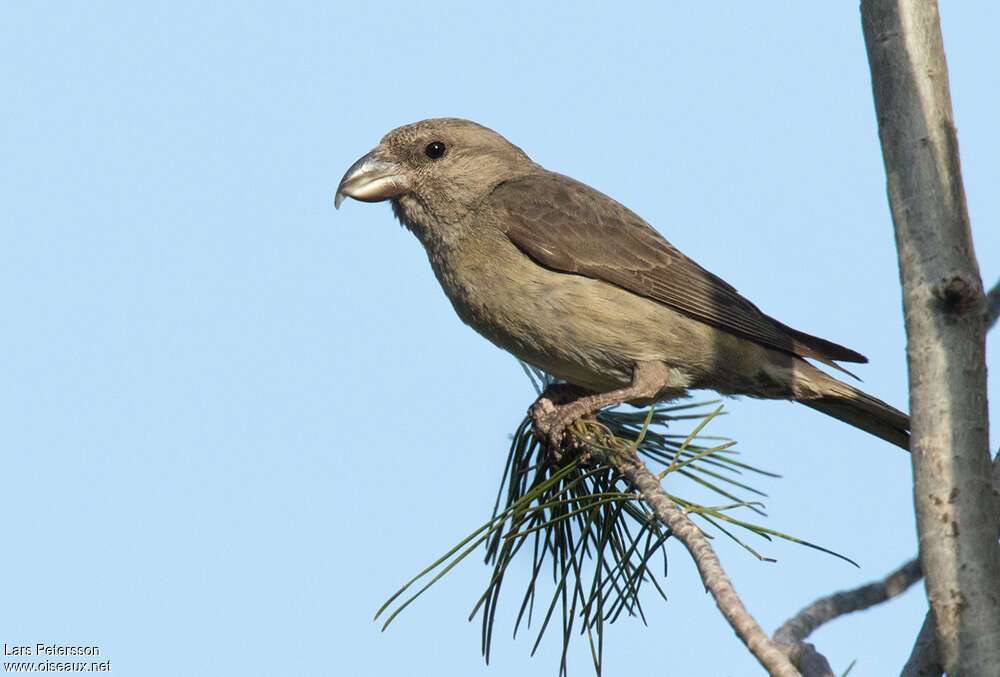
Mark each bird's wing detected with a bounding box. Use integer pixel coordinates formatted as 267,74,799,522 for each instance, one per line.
489,173,866,370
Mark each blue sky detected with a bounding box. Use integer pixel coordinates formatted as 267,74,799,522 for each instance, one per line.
2,3,997,675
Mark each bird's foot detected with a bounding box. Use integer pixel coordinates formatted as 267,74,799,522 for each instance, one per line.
529,397,570,460
529,384,594,463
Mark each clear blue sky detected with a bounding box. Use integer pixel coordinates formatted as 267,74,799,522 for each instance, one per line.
2,3,997,675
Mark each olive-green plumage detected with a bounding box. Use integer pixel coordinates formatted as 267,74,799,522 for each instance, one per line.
336,118,909,449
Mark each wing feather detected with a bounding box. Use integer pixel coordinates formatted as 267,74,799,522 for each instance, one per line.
488,173,866,371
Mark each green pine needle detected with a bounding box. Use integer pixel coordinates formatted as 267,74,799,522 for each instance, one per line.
374,368,856,675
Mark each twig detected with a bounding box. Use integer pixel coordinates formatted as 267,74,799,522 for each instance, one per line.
773,558,923,676
622,460,800,676
987,278,1000,330
531,407,801,677
901,611,943,677
774,557,922,643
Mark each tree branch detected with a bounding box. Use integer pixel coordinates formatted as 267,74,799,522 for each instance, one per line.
618,458,801,676
774,557,922,644
987,278,1000,330
770,557,922,676
531,408,801,677
901,610,943,677
900,279,1000,677
861,2,1000,673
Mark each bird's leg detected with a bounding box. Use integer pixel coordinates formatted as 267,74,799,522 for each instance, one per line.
535,382,591,407
530,361,670,458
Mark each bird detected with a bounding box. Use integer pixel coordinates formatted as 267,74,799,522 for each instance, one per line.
335,118,909,450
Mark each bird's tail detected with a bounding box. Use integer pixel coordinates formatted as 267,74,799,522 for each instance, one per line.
801,386,910,450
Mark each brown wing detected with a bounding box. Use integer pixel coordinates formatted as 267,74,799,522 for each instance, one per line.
488,172,866,371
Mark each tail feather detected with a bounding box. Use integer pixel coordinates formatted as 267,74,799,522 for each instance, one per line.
801,389,910,450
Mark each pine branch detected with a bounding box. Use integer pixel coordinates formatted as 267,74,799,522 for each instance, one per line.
531,400,800,677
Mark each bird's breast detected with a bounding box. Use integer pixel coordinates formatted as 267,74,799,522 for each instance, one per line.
417,224,659,392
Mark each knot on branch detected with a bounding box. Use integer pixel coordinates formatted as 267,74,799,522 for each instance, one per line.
932,275,982,315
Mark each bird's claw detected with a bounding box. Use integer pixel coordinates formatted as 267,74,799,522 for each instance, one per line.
529,394,595,464
529,396,574,462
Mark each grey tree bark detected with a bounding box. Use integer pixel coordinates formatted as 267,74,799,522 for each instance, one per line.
860,1,1000,674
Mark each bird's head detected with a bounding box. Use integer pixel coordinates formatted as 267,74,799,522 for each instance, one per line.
335,118,535,227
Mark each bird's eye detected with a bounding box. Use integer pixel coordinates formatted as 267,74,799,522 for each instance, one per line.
424,141,447,159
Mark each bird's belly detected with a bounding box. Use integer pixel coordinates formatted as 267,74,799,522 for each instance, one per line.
426,235,700,394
